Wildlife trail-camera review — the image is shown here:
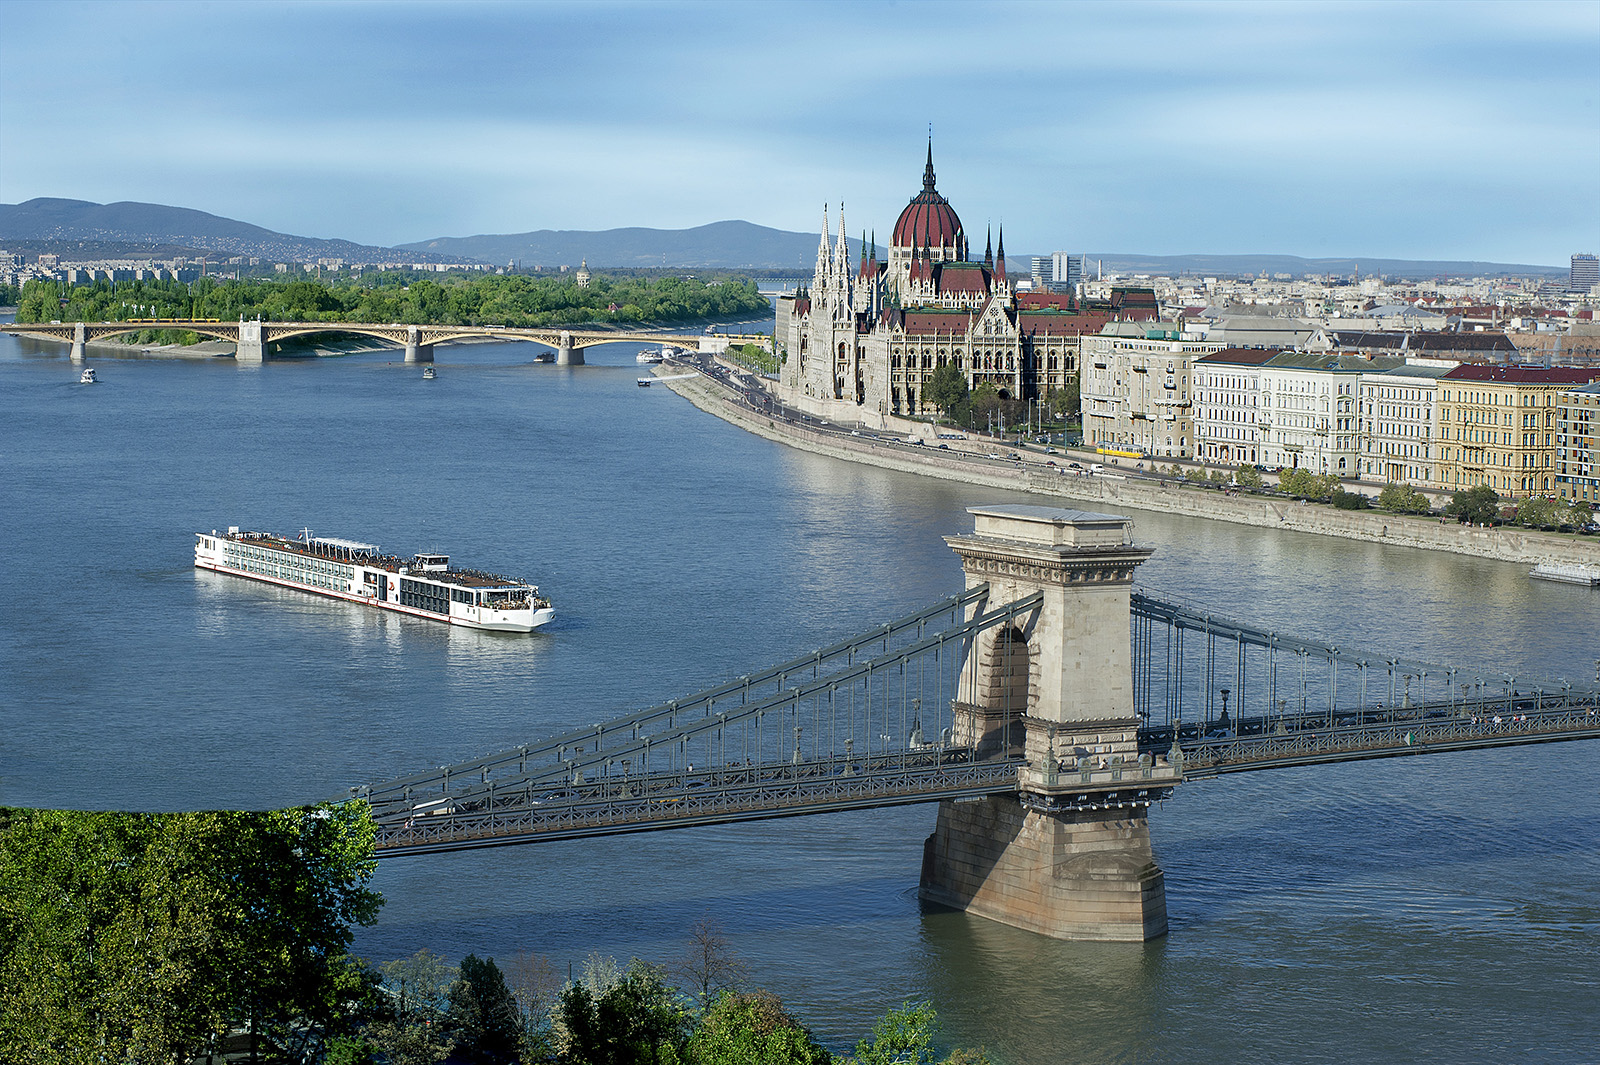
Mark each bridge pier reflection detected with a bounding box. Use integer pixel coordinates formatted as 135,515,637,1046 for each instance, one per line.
921,505,1179,941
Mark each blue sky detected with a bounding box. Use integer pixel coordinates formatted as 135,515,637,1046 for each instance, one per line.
2,0,1596,264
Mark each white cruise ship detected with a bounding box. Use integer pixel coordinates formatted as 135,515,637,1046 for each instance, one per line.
194,527,554,632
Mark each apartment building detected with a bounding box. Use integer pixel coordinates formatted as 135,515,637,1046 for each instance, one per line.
1555,381,1600,505
1356,363,1456,488
1434,365,1599,497
1191,348,1278,465
1081,326,1221,458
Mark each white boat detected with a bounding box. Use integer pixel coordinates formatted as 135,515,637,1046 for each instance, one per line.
195,527,554,632
1530,562,1600,586
637,377,653,387
79,367,97,384
421,366,436,380
636,348,665,364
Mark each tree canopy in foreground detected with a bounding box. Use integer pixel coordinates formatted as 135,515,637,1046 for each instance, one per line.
0,804,381,1064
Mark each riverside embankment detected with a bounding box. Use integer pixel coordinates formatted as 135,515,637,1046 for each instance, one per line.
664,366,1600,570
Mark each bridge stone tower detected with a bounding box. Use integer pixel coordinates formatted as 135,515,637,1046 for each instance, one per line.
920,504,1180,941
404,325,434,364
236,319,266,363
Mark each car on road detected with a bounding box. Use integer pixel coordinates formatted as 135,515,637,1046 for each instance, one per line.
1068,462,1083,469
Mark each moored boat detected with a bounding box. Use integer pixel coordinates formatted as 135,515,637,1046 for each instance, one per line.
1530,561,1600,586
194,527,554,632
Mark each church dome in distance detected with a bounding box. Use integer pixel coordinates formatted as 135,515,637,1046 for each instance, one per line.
892,143,964,255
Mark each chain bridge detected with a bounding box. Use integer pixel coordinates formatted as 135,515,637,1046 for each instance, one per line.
2,319,770,365
342,505,1600,941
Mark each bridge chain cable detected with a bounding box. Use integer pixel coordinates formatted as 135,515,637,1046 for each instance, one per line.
352,584,994,802
1131,588,1600,774
370,590,1042,814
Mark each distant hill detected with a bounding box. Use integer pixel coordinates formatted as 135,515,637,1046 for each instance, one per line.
1080,252,1565,281
400,220,881,271
0,198,456,265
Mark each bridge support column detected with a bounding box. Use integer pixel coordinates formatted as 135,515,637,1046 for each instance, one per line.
235,320,265,363
555,331,584,366
70,321,86,362
919,504,1180,941
404,325,434,364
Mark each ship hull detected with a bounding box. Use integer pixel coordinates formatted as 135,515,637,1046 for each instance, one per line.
195,530,553,633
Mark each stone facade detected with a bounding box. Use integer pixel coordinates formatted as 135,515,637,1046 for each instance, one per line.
777,146,1157,424
919,504,1180,941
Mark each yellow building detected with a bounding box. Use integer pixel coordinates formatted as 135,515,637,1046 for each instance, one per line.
1435,365,1598,498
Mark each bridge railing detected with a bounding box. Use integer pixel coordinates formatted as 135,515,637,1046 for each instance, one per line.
1130,590,1597,738
355,588,1047,853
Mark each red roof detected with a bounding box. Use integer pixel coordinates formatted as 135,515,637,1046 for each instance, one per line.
935,263,990,296
1443,365,1598,384
1018,312,1106,337
1016,292,1076,311
902,310,974,335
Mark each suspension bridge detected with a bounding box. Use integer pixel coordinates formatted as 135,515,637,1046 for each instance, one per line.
342,504,1600,941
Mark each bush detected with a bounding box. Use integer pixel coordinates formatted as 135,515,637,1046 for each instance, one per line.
1445,485,1500,525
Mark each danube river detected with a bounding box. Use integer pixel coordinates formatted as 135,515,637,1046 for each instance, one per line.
4,330,1597,1064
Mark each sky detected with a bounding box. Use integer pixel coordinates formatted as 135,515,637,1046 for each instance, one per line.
2,0,1597,265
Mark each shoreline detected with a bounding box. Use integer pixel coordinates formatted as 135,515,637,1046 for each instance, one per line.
660,366,1600,570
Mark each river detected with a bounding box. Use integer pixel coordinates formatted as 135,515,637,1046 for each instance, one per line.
3,330,1596,1063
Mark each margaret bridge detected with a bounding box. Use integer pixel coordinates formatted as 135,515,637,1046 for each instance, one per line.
1,318,768,366
335,504,1600,942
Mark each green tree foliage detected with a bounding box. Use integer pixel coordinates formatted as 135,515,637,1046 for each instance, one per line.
0,804,381,1064
445,954,523,1065
1377,483,1433,515
557,960,689,1065
686,990,832,1065
0,281,21,305
1233,465,1263,490
848,1000,991,1065
1445,485,1501,525
1510,496,1592,530
924,363,970,423
1330,488,1369,510
1277,468,1337,501
13,272,769,331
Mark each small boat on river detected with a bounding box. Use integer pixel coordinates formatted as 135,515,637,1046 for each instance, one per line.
422,366,436,380
79,367,97,384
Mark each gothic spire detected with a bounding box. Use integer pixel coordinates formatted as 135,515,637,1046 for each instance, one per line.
922,137,936,192
995,225,1006,282
984,225,993,269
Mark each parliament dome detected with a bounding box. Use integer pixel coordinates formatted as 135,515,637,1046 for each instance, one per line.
892,144,965,256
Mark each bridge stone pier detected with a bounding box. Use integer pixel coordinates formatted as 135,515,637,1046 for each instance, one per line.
555,331,584,366
236,320,265,363
404,325,434,364
920,505,1180,941
70,322,86,362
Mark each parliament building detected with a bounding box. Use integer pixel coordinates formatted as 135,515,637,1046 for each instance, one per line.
776,144,1156,426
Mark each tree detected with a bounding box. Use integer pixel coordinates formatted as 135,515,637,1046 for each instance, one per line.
1445,485,1500,525
505,949,563,1058
677,914,750,1006
1278,468,1335,501
557,960,689,1065
383,949,457,1020
1330,488,1368,510
0,804,381,1064
1377,482,1432,515
923,363,969,423
852,1000,939,1065
1233,464,1263,490
686,990,832,1065
445,954,522,1065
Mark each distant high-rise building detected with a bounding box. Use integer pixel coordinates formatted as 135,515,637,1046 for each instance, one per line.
1051,252,1083,293
1572,253,1598,294
1030,256,1052,285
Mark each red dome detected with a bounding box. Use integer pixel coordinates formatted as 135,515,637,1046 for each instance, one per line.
892,146,965,254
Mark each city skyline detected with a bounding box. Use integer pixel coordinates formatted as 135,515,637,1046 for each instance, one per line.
2,0,1596,266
